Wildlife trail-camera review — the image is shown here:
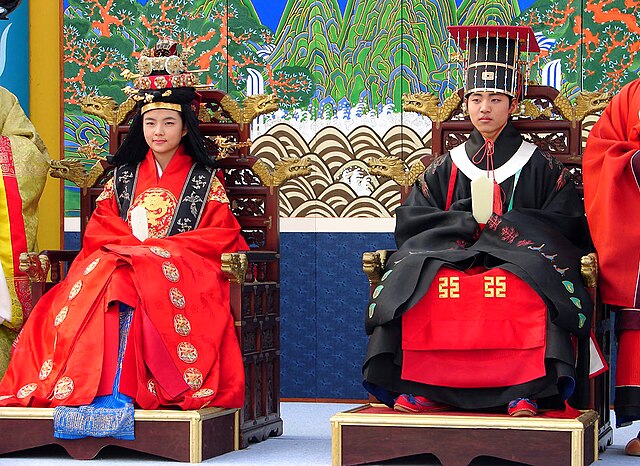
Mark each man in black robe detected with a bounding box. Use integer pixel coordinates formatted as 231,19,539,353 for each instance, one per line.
363,25,592,417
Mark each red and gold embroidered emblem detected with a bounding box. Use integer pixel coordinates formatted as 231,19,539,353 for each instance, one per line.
183,368,203,391
96,178,115,202
174,314,191,336
54,306,69,327
127,188,178,238
169,287,186,309
54,377,74,400
39,359,53,380
150,246,171,258
16,383,37,399
147,379,157,396
177,342,198,364
193,388,215,398
68,280,83,301
83,258,101,275
208,177,229,203
162,262,180,283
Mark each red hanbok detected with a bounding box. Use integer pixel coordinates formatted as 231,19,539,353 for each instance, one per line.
0,147,246,410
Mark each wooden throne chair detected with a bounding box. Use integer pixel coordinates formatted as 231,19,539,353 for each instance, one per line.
0,89,304,462
331,85,612,466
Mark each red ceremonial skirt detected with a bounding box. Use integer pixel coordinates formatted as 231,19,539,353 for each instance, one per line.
401,266,547,388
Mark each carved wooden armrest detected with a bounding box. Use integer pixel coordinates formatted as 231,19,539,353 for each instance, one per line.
580,252,598,289
362,250,391,286
221,252,249,285
18,252,51,283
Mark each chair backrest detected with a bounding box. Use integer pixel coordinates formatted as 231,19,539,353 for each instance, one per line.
429,85,587,197
78,90,278,254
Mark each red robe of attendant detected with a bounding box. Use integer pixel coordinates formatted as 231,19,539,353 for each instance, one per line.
583,79,640,308
0,147,246,410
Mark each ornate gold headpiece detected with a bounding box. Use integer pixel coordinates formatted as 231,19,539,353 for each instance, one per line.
122,38,200,103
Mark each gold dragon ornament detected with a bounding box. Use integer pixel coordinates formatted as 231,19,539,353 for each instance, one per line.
401,92,462,128
79,94,137,127
516,91,612,127
367,156,425,190
202,93,280,130
49,139,107,189
251,157,312,191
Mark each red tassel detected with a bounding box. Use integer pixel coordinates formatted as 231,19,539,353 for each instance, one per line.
493,181,502,216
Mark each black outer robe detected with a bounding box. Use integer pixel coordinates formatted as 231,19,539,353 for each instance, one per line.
363,122,593,410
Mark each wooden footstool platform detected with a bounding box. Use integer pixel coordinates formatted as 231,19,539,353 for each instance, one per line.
331,404,598,466
0,406,239,463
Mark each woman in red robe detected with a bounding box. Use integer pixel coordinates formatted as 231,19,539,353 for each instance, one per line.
0,40,246,439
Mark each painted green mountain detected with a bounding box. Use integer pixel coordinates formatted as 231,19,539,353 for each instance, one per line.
271,0,343,81
517,0,640,92
458,0,520,26
269,0,521,114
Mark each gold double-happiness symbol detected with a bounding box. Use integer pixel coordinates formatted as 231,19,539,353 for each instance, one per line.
484,276,507,298
438,277,460,298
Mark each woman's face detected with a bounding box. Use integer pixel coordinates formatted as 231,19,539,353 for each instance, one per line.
467,92,517,141
142,108,187,160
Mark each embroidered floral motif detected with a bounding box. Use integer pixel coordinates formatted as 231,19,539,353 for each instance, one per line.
96,179,115,202
555,168,570,191
150,246,171,258
184,368,203,391
368,303,376,318
162,262,180,283
83,258,101,275
500,226,519,243
169,288,186,310
16,383,37,399
68,280,83,301
174,314,192,336
39,359,53,380
55,306,69,327
176,217,193,233
486,215,502,231
193,388,215,398
147,379,157,396
208,177,229,203
177,342,198,364
191,174,207,190
54,377,74,399
517,239,534,248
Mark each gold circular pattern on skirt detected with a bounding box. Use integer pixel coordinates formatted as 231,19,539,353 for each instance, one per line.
169,287,186,310
39,359,53,380
54,376,74,400
68,280,83,301
183,367,203,391
173,314,191,336
162,261,180,283
83,258,101,275
147,379,157,396
16,383,38,399
193,388,215,398
149,246,171,258
177,342,198,364
54,306,69,327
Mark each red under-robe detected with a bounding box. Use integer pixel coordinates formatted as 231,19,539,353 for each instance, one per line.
583,78,640,308
0,147,246,410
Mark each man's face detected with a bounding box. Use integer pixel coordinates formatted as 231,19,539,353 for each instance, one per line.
467,92,517,141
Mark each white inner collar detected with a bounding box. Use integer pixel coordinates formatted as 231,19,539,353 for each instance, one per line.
450,140,537,184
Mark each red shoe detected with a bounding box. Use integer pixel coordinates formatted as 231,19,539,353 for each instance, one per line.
508,398,537,417
393,394,449,413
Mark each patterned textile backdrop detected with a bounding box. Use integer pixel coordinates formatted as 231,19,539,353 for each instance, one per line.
62,0,639,399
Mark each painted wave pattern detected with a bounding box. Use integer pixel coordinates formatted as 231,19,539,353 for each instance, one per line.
250,123,432,218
